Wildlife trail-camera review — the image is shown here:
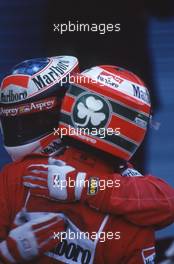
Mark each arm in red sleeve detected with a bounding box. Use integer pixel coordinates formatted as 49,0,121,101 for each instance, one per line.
21,151,174,229
0,166,11,241
102,217,156,264
64,148,174,229
81,172,174,229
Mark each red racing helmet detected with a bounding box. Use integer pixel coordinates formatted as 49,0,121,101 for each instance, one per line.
59,65,151,161
0,56,79,160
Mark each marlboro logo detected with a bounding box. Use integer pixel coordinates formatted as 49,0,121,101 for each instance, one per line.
1,75,29,90
1,90,28,103
32,61,69,90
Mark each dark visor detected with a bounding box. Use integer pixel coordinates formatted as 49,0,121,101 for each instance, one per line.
0,97,61,146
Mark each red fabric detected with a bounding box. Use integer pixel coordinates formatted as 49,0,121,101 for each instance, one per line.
59,147,174,229
0,153,157,263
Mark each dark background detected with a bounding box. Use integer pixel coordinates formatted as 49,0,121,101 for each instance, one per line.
0,1,174,261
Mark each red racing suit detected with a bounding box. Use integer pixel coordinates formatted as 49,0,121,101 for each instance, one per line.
59,147,174,230
0,146,174,263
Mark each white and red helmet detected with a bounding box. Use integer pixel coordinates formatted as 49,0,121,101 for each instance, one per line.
59,65,151,161
0,56,79,160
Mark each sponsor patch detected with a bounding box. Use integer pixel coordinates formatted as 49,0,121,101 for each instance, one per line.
50,238,92,264
132,84,150,104
72,92,111,131
0,97,57,117
0,56,78,104
31,60,69,90
142,247,156,264
88,177,99,195
41,140,62,156
122,168,143,177
97,71,124,88
1,75,29,90
1,90,28,103
82,66,150,105
134,117,147,128
53,174,60,188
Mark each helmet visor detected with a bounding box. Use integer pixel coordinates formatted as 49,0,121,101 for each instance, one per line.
0,97,60,146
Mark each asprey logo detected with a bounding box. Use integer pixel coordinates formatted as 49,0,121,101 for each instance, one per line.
72,93,111,130
0,98,56,116
32,60,69,90
97,71,124,89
